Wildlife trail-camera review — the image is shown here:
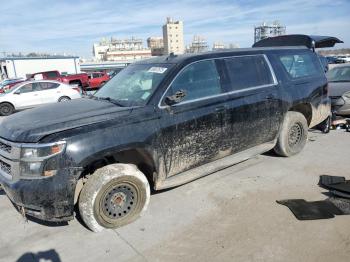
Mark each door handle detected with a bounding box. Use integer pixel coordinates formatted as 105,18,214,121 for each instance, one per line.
265,94,276,100
215,106,226,112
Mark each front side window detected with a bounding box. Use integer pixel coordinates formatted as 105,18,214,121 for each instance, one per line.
94,64,172,106
279,54,320,79
164,60,222,103
19,83,42,93
224,55,274,91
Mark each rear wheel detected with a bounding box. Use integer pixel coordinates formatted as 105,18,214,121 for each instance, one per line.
274,111,308,157
58,96,71,102
79,164,150,232
0,103,14,116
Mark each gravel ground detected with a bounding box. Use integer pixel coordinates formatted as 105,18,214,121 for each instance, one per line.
0,120,349,262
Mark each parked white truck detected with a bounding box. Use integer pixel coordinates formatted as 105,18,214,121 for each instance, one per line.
0,56,81,80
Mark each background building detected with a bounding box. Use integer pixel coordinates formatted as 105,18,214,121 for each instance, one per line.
147,37,164,56
254,21,286,43
93,37,152,62
212,42,240,51
162,17,185,55
186,35,209,53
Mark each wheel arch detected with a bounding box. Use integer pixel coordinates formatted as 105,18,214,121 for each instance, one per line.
74,147,157,203
288,103,312,127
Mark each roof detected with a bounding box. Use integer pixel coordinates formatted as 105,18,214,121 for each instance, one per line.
253,35,343,49
0,56,79,61
134,46,308,65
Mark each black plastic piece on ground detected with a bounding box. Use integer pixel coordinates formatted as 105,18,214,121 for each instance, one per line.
276,199,343,220
319,175,350,196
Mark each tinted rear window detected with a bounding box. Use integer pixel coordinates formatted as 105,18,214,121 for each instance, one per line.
224,55,274,91
279,54,320,79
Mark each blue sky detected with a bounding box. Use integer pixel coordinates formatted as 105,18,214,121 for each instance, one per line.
1,0,350,58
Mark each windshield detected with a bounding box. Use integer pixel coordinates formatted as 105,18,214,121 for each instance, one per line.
327,66,350,82
94,63,172,106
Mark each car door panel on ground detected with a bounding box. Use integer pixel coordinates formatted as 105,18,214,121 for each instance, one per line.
155,59,230,178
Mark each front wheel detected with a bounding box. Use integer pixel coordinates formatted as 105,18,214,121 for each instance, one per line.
0,103,14,116
79,164,150,232
274,111,308,157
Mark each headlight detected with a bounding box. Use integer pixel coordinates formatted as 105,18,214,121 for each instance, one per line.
21,141,66,160
343,91,350,99
19,141,66,179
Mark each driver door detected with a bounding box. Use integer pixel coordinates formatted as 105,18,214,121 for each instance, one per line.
154,59,230,178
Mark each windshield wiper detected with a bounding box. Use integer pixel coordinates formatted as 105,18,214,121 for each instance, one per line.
328,80,350,83
96,96,125,107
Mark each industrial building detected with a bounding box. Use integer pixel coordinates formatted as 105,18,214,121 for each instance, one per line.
254,21,286,43
186,35,209,53
162,17,185,55
0,56,81,79
92,37,152,62
147,37,164,56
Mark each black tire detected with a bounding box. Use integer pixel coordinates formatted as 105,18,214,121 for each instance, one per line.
318,116,331,134
0,102,14,116
79,164,150,232
58,96,71,102
274,111,308,157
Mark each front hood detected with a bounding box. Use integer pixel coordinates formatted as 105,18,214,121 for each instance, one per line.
0,98,133,142
328,82,350,97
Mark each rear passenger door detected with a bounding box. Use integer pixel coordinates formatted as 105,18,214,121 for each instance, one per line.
38,82,61,104
156,59,230,177
220,54,282,153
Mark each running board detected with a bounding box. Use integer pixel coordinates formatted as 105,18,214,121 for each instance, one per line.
155,140,276,190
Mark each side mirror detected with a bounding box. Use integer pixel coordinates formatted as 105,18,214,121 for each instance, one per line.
165,90,186,106
14,90,21,95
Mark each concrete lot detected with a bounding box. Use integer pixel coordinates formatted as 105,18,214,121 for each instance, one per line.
0,117,349,261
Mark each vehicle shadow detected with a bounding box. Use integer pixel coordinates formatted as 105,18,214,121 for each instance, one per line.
16,249,61,262
25,216,69,227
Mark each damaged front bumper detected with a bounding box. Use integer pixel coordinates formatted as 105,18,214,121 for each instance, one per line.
0,168,78,222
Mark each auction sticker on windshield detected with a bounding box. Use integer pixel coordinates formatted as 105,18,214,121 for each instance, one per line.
148,67,167,74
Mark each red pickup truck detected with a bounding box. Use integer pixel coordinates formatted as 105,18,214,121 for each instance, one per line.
29,70,89,88
87,72,110,90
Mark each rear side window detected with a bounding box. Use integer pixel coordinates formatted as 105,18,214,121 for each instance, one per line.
279,54,320,79
166,60,222,103
224,55,274,91
46,71,59,78
40,82,59,90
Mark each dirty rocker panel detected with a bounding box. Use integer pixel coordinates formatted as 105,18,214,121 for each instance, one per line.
155,140,276,190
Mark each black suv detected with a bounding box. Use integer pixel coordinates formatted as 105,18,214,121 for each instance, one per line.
0,47,330,232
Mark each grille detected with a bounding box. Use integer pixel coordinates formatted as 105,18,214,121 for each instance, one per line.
0,159,11,175
0,141,11,154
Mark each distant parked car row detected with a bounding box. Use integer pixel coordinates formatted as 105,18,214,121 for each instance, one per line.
0,80,81,116
326,55,350,64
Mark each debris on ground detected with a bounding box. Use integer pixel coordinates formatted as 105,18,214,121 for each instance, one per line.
277,175,350,220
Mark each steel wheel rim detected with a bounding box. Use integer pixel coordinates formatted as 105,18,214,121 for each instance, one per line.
60,98,70,102
0,105,10,115
288,122,303,147
99,182,138,223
